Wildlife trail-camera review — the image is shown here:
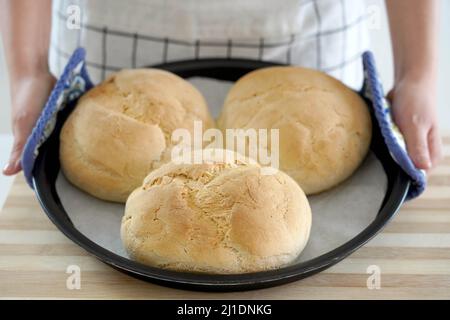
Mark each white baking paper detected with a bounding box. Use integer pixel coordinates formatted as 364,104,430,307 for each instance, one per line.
55,77,387,265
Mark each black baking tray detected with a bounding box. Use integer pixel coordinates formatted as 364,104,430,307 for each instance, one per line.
32,58,410,291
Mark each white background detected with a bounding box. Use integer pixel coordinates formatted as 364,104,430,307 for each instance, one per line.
0,0,449,206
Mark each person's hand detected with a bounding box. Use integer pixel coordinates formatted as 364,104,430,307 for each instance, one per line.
2,71,56,175
389,77,442,171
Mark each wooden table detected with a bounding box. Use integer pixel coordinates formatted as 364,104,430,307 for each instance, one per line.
1,135,449,299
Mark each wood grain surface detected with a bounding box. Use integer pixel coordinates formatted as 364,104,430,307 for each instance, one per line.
0,134,449,299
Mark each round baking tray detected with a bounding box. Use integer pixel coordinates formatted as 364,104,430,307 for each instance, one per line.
33,58,410,291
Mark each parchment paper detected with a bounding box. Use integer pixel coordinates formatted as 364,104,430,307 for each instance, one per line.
55,77,387,263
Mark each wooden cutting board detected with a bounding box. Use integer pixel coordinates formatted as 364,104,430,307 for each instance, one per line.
1,134,449,299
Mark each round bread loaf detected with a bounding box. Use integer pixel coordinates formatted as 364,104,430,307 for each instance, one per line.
60,69,214,203
217,66,372,195
121,149,312,274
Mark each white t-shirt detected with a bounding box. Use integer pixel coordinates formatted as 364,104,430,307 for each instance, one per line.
50,0,370,89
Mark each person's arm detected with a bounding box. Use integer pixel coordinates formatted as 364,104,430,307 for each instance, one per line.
385,0,441,170
1,0,55,175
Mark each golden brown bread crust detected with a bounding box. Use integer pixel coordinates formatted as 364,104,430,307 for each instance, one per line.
60,69,215,202
217,66,372,195
121,150,312,274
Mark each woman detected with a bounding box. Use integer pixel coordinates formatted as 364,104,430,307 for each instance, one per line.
0,0,442,176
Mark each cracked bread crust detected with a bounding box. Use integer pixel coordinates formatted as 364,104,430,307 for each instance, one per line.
60,69,215,203
217,66,372,195
121,150,312,274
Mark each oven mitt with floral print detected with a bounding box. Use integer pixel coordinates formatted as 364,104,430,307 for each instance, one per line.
361,51,425,200
22,48,93,188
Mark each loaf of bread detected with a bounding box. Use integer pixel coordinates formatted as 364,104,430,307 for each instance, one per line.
121,149,312,274
60,69,215,202
217,66,372,194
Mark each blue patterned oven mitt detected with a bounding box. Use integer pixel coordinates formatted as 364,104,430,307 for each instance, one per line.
21,48,425,200
361,52,426,199
21,48,93,188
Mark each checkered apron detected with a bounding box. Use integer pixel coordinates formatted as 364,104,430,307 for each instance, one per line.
49,0,371,89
